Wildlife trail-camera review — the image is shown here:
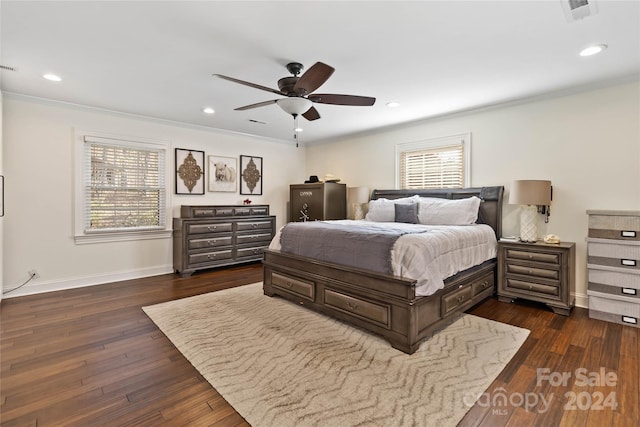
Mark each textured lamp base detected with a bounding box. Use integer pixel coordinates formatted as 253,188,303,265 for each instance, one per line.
519,205,538,242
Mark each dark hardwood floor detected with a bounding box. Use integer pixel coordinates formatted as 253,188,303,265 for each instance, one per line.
1,263,638,426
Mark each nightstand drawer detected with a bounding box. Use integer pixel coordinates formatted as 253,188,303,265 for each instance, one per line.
236,220,274,232
505,278,559,297
506,264,559,280
472,273,494,296
506,249,559,264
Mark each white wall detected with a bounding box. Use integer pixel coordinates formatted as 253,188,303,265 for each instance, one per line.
305,80,640,307
2,95,305,296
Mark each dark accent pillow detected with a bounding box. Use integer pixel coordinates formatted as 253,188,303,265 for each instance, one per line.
394,203,418,224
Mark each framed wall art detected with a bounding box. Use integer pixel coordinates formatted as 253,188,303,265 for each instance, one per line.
240,155,263,195
208,155,237,192
175,148,205,195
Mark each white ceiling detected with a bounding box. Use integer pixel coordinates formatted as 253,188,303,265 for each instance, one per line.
1,1,639,145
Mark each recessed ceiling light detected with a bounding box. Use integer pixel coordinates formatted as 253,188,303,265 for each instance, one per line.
202,107,215,114
43,73,62,82
580,44,607,57
386,101,400,108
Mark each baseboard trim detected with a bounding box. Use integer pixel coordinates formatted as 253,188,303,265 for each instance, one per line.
575,292,588,309
2,265,174,298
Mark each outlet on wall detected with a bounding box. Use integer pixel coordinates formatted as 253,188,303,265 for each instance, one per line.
28,269,40,280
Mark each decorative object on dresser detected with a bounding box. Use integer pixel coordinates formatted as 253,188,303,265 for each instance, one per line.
173,205,275,277
289,182,346,222
175,148,205,195
508,180,552,242
208,155,237,192
586,210,639,328
265,186,504,354
239,155,263,195
497,240,575,315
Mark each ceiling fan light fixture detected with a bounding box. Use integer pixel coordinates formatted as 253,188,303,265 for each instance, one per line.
276,97,312,116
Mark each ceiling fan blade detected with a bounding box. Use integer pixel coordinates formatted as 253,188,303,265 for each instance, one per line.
293,62,335,95
302,106,321,121
234,99,278,111
308,94,376,106
214,74,286,96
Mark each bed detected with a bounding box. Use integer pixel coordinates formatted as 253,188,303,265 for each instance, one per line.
262,186,504,354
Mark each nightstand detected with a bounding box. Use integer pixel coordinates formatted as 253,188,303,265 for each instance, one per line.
497,240,576,315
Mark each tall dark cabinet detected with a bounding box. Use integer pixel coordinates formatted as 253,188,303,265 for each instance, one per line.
289,182,347,222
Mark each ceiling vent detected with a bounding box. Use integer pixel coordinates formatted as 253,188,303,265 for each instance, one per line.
562,0,598,22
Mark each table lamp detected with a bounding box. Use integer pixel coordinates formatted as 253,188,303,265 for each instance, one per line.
509,180,552,242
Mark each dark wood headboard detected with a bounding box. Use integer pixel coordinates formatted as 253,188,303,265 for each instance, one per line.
371,186,504,238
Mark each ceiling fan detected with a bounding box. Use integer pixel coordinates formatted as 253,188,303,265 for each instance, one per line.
213,61,376,121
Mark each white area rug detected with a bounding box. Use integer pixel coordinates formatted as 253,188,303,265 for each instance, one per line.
143,283,529,427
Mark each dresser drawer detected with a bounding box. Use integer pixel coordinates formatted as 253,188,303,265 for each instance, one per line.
236,245,267,259
271,272,315,301
236,220,273,232
442,285,474,316
505,249,559,264
236,232,273,245
324,289,390,328
188,249,233,265
506,264,559,280
588,241,640,271
188,235,232,249
188,222,233,234
504,278,559,297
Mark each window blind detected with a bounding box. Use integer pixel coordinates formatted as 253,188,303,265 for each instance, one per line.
399,143,465,189
83,136,166,232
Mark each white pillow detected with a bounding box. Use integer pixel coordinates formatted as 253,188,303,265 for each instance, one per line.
417,196,481,225
365,195,419,222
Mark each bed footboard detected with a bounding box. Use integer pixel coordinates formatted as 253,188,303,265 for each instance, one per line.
263,249,496,354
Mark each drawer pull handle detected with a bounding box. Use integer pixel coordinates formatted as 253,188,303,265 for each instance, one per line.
208,240,216,245
482,281,489,288
622,230,636,238
252,224,258,228
528,269,533,275
286,281,294,289
457,295,465,303
621,259,637,267
529,255,533,259
529,285,533,290
252,249,258,254
346,302,359,311
207,254,216,259
207,226,217,231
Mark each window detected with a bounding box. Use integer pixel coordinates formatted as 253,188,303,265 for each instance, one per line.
74,132,171,243
396,133,470,189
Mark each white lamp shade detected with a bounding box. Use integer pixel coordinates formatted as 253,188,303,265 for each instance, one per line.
509,180,552,206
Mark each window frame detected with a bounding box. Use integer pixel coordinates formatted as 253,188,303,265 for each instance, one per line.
73,129,172,244
395,133,471,189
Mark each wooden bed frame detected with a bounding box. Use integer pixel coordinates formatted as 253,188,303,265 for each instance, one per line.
262,186,504,354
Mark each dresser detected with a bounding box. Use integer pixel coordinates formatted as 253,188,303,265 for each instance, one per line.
586,210,640,328
497,240,576,315
173,205,275,277
289,182,346,222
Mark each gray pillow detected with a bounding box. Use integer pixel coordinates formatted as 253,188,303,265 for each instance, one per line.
394,203,419,224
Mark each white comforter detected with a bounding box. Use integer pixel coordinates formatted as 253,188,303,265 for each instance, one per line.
269,220,497,297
